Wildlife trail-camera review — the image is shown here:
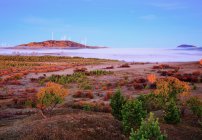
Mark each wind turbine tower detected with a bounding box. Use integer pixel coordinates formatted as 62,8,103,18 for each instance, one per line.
84,37,87,48
52,32,54,40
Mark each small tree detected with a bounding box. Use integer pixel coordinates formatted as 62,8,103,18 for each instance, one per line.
36,82,68,118
129,112,166,140
187,97,202,119
164,99,180,124
110,89,126,120
121,100,147,133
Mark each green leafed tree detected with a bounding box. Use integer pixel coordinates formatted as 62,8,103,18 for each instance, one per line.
110,89,126,120
129,112,166,140
164,99,180,124
121,99,147,133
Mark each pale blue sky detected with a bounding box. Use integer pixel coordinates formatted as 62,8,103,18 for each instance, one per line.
0,0,202,48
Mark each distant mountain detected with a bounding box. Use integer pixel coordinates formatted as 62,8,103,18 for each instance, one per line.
15,40,107,49
177,44,197,48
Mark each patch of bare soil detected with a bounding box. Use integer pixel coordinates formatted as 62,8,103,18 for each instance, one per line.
0,108,125,140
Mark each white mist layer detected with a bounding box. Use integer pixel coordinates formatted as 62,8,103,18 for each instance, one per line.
0,48,201,62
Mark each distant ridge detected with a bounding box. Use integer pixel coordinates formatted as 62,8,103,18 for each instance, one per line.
177,44,197,48
15,40,107,49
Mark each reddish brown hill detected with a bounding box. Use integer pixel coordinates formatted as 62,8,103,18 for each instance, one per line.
16,40,106,49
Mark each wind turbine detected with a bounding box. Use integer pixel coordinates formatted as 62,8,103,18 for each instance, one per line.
84,37,87,48
68,36,71,41
52,32,54,40
65,35,67,40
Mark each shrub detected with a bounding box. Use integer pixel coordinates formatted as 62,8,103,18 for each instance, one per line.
119,63,130,68
89,70,113,76
48,73,87,85
200,59,202,65
147,74,156,84
104,91,113,101
187,97,202,119
79,82,92,90
164,99,180,124
83,104,92,111
24,98,36,108
129,112,166,140
110,89,126,120
137,93,163,111
122,100,147,133
36,82,68,118
154,77,190,101
72,101,111,113
73,67,87,73
133,83,144,90
86,91,94,99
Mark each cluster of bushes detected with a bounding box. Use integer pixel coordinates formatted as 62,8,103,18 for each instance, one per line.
73,90,94,99
152,64,179,70
0,65,69,83
88,70,113,76
110,77,202,139
48,73,87,85
175,73,202,83
110,90,166,139
0,55,109,63
71,101,111,113
119,63,130,68
187,97,202,120
79,81,92,90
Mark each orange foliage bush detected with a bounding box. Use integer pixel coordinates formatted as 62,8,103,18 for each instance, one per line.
102,85,108,90
36,82,68,117
154,77,190,100
147,74,156,84
200,59,202,65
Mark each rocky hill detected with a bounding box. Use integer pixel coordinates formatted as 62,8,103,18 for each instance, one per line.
16,40,106,49
177,44,197,48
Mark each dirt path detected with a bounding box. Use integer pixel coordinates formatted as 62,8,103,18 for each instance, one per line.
26,62,156,79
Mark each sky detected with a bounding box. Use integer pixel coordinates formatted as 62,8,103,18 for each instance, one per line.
0,0,202,48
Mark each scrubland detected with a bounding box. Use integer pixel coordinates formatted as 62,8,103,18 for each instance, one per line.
0,56,202,140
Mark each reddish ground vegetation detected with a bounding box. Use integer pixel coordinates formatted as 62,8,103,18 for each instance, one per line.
134,78,147,83
0,109,124,140
133,83,144,90
119,63,130,68
25,88,37,93
103,66,114,69
73,90,94,99
174,73,201,83
104,91,113,101
192,71,201,76
153,64,179,70
5,80,22,85
74,67,87,73
71,101,112,113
